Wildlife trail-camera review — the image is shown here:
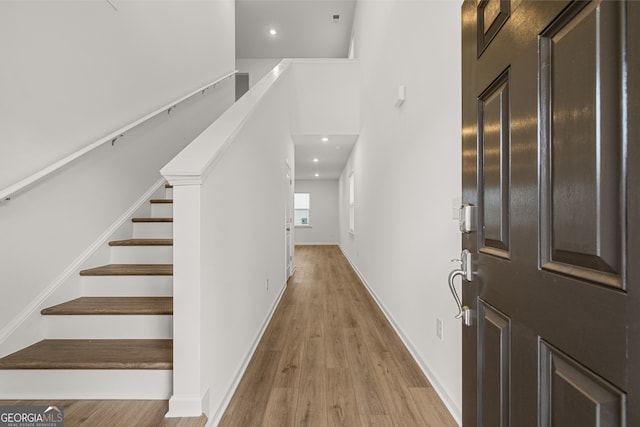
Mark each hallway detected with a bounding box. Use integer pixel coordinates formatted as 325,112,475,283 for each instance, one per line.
219,245,457,426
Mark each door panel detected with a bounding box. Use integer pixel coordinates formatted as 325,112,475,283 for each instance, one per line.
539,0,624,288
477,0,510,55
478,69,511,257
478,301,510,427
540,341,625,427
461,1,638,426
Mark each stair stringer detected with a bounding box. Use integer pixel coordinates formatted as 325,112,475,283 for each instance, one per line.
0,178,166,359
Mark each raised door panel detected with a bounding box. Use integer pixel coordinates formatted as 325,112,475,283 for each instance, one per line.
539,0,626,288
540,341,625,427
478,70,511,258
478,301,510,427
477,0,510,56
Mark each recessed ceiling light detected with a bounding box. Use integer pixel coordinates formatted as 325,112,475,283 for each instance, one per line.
314,173,320,177
269,28,277,36
321,137,329,142
313,158,319,163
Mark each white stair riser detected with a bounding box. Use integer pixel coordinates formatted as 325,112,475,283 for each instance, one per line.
0,370,172,399
132,222,173,238
82,276,173,296
44,315,172,339
150,203,173,218
110,245,173,264
165,188,173,199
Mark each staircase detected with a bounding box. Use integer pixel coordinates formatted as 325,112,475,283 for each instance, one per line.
0,184,175,399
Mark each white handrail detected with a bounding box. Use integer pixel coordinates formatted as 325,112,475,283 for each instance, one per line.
0,70,238,201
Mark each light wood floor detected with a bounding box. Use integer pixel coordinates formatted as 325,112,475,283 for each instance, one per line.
0,400,206,427
219,245,458,427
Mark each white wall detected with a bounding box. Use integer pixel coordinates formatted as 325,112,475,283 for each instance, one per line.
0,0,235,354
291,60,360,136
236,58,282,87
0,0,234,189
339,0,462,423
295,179,339,245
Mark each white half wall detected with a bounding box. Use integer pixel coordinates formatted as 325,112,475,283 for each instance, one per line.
294,179,339,245
162,60,295,422
339,0,462,423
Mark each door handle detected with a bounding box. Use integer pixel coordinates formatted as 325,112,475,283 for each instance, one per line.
448,249,473,326
448,269,466,319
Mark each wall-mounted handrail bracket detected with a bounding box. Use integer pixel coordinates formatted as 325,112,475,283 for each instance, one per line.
0,70,238,202
111,134,123,146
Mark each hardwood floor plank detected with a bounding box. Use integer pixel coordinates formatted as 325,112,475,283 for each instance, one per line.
295,337,327,427
218,246,456,426
361,414,396,427
261,387,297,427
273,315,305,388
218,350,281,427
343,328,389,416
326,368,362,427
369,351,426,426
408,387,458,427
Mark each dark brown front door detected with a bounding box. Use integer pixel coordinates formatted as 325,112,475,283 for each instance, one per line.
461,1,640,426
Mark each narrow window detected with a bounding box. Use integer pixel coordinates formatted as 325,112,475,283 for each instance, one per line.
294,193,311,226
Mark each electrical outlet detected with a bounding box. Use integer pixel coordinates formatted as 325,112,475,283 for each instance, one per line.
266,278,269,291
436,318,443,341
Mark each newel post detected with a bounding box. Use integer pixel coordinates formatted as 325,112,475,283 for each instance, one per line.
164,177,204,417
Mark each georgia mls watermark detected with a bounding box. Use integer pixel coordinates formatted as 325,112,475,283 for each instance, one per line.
0,406,64,427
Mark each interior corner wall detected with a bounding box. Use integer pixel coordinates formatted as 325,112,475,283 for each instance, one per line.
294,179,339,245
339,0,463,422
235,58,283,87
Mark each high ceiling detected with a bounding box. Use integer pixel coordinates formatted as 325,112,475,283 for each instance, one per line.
236,1,358,181
236,0,357,59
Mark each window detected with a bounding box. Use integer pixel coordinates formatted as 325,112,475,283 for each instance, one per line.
349,172,355,234
294,192,311,226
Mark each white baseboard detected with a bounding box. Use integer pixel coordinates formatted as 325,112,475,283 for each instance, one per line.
0,178,166,357
167,393,206,418
294,242,339,246
338,246,462,426
207,281,288,426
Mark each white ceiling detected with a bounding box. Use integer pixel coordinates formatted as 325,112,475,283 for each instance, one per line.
293,134,358,180
236,0,357,58
236,0,358,181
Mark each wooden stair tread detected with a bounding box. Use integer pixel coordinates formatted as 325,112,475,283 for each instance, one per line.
132,217,173,223
150,199,173,204
41,297,173,315
0,339,172,370
80,264,173,276
109,238,173,246
165,184,173,188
